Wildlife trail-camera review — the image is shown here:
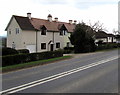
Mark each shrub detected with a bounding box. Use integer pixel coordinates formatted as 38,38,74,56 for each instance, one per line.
2,47,18,56
2,50,63,67
17,49,29,54
96,43,118,50
63,47,74,54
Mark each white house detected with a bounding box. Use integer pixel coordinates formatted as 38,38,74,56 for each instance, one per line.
95,31,116,44
5,13,75,53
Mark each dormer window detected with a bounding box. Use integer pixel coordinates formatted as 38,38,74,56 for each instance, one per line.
59,24,67,36
64,30,67,35
60,30,63,36
41,29,46,35
41,25,47,35
60,30,67,36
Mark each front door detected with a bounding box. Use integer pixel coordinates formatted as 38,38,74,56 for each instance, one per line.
50,44,54,51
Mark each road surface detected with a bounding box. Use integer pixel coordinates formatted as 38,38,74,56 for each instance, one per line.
1,49,119,94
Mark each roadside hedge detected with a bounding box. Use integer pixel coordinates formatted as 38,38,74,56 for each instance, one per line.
17,49,30,54
2,47,18,56
2,50,63,67
96,43,119,50
63,47,74,54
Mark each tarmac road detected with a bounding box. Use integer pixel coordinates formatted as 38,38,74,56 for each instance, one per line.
1,49,119,94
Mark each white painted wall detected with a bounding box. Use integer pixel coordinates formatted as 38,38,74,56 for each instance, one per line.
6,17,73,53
95,38,108,43
7,17,22,49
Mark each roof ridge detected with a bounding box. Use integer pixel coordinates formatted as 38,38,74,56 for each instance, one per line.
13,15,73,25
31,17,72,24
13,15,27,18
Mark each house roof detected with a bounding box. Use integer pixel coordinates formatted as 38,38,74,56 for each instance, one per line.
95,31,108,39
5,15,75,32
107,34,115,37
30,17,75,32
14,16,35,30
5,15,35,31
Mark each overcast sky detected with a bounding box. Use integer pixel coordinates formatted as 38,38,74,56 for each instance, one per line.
0,0,119,36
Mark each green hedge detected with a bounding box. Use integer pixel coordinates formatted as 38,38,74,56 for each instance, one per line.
17,49,30,54
2,50,63,67
1,47,18,56
63,47,74,54
96,43,119,50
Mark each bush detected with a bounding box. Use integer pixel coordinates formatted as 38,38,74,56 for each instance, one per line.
2,47,18,56
63,47,74,54
96,43,118,50
2,50,63,67
17,49,29,54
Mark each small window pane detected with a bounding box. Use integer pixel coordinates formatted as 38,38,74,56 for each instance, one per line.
16,28,19,34
41,29,46,35
56,43,60,48
60,30,63,36
41,43,46,49
9,29,11,34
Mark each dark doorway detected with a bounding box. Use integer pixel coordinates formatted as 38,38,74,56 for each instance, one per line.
50,44,54,51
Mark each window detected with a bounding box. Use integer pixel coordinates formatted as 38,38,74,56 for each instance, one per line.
56,42,60,48
60,30,63,36
64,30,67,35
16,28,19,34
12,42,15,49
41,29,46,35
60,30,67,35
41,43,46,49
9,29,11,35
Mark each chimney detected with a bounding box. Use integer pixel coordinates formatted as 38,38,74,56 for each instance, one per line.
47,14,52,22
69,20,72,24
54,17,58,22
74,20,77,24
27,13,31,19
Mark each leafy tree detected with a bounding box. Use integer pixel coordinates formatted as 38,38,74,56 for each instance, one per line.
69,23,96,53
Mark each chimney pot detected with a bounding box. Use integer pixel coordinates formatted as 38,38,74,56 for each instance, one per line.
54,17,58,22
74,20,77,24
27,13,31,19
69,20,72,24
47,14,52,22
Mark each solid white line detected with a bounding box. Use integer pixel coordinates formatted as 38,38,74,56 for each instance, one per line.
1,56,118,94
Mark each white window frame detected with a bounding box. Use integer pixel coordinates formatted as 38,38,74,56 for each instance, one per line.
16,28,19,34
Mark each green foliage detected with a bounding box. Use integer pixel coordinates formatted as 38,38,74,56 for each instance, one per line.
96,43,118,50
2,50,63,67
17,49,30,54
2,56,72,72
2,47,18,56
69,23,96,53
63,47,74,54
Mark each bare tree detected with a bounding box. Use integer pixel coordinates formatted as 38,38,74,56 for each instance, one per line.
88,20,106,32
113,29,120,35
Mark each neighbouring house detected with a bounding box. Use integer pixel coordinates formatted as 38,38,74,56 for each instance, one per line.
95,31,116,45
95,31,108,44
107,34,116,43
5,13,75,53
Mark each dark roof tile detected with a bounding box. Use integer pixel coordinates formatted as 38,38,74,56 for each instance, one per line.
95,31,108,39
14,16,35,30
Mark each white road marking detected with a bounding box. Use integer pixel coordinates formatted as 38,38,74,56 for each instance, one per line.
1,56,119,94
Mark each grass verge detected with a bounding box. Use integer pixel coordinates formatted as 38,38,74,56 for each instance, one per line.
1,56,72,73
